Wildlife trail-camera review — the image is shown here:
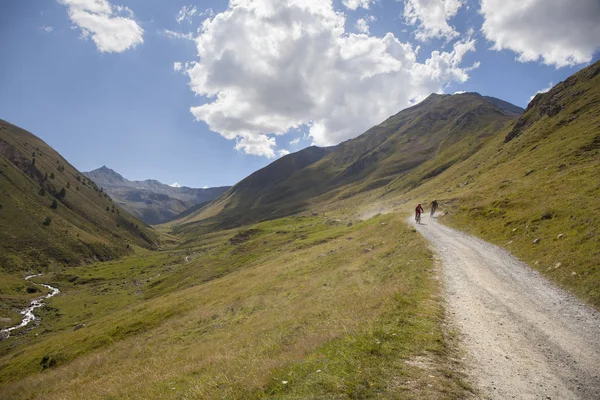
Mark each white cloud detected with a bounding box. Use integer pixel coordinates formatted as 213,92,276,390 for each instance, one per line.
289,137,301,145
174,62,183,72
177,5,214,24
278,149,291,157
342,0,376,10
481,0,600,67
182,0,477,157
170,182,182,188
402,0,463,42
355,15,376,34
529,82,553,102
58,0,143,53
41,25,54,33
202,185,209,189
177,5,197,24
163,29,194,40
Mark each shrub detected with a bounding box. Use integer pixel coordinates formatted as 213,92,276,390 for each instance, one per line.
42,216,52,226
50,200,58,209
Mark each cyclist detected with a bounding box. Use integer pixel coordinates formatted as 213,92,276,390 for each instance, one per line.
415,203,424,224
430,199,438,217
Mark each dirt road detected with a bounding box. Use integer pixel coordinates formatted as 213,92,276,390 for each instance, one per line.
411,215,600,399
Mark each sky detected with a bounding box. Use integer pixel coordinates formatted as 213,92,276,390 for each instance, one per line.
0,0,599,188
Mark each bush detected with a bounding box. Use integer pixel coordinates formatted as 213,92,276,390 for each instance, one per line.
39,187,46,196
50,172,55,179
50,200,58,209
42,216,52,226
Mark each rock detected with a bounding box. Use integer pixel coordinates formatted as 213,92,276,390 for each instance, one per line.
512,228,518,232
73,323,86,331
533,238,541,244
346,236,353,240
311,212,319,216
347,222,353,227
554,262,562,269
557,234,564,239
362,248,373,253
525,169,535,176
571,272,578,276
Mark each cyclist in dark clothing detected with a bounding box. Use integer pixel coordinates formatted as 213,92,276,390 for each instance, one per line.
430,199,438,217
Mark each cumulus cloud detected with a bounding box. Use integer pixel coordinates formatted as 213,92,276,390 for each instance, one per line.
173,62,183,72
289,137,301,145
58,0,143,53
182,0,477,157
278,149,291,157
402,0,463,42
342,0,376,10
355,15,376,34
481,0,600,67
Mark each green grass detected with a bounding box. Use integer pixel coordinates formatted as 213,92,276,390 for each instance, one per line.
0,214,469,399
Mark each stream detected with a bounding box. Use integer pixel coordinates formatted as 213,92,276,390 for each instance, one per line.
0,274,60,339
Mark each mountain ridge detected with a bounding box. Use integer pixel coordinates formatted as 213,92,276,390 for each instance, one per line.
84,166,230,225
172,92,524,232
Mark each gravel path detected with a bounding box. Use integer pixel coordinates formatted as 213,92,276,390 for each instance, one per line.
411,215,600,400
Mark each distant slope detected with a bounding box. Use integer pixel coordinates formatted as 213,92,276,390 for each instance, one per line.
84,166,229,224
0,120,159,271
173,93,522,232
401,60,600,307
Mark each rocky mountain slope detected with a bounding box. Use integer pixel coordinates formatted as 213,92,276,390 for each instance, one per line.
84,166,229,224
174,93,523,232
0,120,159,271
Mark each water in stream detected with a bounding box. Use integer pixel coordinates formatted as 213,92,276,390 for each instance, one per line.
0,274,60,339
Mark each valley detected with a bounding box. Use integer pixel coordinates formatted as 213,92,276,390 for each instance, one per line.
0,60,599,399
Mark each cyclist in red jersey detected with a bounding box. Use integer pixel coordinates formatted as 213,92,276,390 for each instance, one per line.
415,203,424,224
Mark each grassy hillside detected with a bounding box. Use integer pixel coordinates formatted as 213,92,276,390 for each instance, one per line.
0,213,470,399
171,93,521,235
0,120,159,327
395,60,600,307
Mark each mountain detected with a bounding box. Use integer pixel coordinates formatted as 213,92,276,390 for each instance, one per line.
84,166,230,225
173,93,523,232
401,59,600,307
0,120,159,271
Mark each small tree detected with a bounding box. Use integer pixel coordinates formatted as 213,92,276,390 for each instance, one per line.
66,181,70,188
50,172,55,179
50,199,58,209
106,206,110,211
44,172,48,181
39,187,46,196
57,187,66,198
32,158,36,166
42,216,52,226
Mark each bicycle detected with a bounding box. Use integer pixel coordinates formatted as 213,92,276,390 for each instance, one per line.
415,213,421,224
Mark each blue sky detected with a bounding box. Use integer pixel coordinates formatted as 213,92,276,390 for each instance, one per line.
1,0,599,188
